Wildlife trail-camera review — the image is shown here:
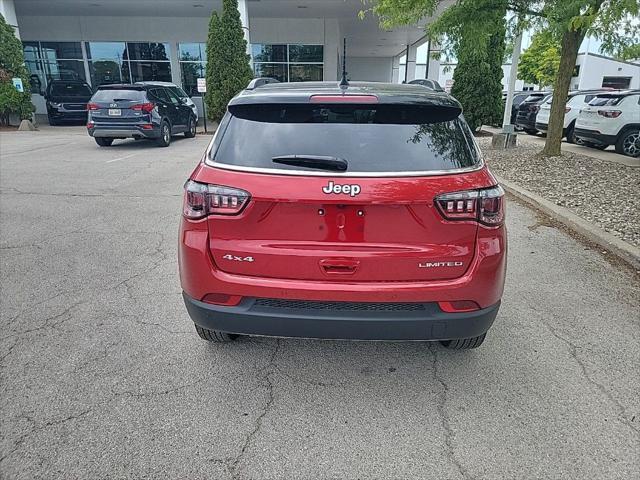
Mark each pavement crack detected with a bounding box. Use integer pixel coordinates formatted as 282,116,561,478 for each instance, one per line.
229,339,281,479
112,377,206,398
430,344,474,480
531,306,640,436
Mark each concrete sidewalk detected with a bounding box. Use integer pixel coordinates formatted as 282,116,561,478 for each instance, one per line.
482,126,640,168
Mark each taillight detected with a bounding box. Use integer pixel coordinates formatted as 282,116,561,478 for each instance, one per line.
87,103,99,110
565,106,571,113
435,185,505,226
597,110,621,118
183,180,250,219
131,102,155,113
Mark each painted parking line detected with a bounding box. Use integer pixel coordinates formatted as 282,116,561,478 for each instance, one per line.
106,153,139,163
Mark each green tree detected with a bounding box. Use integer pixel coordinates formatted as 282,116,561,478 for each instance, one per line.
363,0,640,156
0,14,34,126
205,0,253,123
518,31,561,88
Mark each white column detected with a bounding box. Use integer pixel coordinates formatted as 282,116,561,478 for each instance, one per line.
404,43,418,82
237,0,251,62
392,56,401,84
502,29,523,131
426,41,441,81
323,19,339,81
0,0,20,38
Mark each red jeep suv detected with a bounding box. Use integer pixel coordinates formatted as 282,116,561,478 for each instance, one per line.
179,81,507,349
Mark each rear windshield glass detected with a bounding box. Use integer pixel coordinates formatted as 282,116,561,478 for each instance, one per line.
51,83,92,97
212,105,480,173
589,96,623,106
92,89,146,102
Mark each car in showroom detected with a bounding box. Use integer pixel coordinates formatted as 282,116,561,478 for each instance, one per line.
45,80,93,125
135,81,198,122
515,92,551,134
178,80,507,349
86,83,197,147
535,89,611,143
575,90,640,157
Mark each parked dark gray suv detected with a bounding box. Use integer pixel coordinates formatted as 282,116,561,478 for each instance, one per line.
86,84,197,147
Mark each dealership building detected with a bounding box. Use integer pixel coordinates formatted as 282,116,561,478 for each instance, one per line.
0,0,445,121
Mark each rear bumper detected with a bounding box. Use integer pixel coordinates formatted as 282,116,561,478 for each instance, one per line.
183,293,500,340
535,122,548,132
88,125,161,139
574,128,617,145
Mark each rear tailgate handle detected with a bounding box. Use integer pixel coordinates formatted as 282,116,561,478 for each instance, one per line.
319,259,360,275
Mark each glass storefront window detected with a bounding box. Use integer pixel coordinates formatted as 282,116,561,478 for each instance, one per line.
129,61,172,83
252,44,286,63
43,60,86,82
289,64,323,82
179,43,206,62
288,44,323,63
22,41,85,94
180,62,206,97
253,63,288,82
126,42,170,61
40,42,83,60
251,44,323,82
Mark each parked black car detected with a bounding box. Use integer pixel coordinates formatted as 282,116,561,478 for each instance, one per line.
45,80,93,125
408,79,445,92
503,92,533,126
86,84,197,147
515,92,551,134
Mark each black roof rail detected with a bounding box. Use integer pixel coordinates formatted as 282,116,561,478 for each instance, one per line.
246,77,280,90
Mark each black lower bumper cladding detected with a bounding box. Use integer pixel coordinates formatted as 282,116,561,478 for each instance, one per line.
183,293,500,341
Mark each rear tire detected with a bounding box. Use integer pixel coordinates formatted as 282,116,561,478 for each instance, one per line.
440,333,486,350
615,128,639,157
95,137,114,147
156,121,171,147
184,115,196,138
48,116,58,126
195,325,238,342
565,123,577,144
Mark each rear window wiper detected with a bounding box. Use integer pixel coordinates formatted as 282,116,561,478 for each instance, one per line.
272,155,348,172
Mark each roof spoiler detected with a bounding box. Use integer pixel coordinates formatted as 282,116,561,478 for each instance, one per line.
246,77,280,90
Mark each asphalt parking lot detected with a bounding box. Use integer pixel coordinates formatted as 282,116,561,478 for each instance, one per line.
1,128,639,479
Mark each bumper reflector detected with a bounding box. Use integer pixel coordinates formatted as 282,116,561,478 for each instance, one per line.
201,293,242,306
438,301,480,313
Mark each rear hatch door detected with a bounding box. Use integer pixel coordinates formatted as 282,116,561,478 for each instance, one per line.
202,99,487,282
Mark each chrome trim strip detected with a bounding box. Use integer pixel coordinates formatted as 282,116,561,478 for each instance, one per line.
203,157,484,178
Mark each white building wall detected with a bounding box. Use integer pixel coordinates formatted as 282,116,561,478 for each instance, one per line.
348,57,393,82
573,53,640,90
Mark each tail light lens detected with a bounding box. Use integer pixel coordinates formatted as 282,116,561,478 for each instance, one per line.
183,180,250,219
87,103,99,110
435,185,505,227
598,110,621,118
565,106,571,113
131,102,155,113
438,301,480,313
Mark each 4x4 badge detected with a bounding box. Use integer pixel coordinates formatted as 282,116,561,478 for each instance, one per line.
322,181,361,197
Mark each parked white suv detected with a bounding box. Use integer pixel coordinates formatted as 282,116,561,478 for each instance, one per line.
535,90,608,143
575,90,640,157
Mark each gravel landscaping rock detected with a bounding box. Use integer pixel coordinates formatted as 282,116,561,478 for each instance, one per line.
477,136,640,247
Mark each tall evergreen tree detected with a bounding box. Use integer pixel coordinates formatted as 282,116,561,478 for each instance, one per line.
0,14,34,126
205,0,253,123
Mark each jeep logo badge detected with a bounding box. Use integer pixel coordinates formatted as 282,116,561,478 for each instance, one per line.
322,181,361,197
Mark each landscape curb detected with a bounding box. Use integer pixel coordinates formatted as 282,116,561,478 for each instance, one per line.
495,175,640,271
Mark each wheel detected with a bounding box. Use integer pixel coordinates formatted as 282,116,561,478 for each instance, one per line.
583,141,608,151
615,129,639,157
524,129,538,135
194,325,238,342
184,115,196,138
156,121,171,147
565,123,577,144
94,137,113,147
440,333,486,350
48,116,58,126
